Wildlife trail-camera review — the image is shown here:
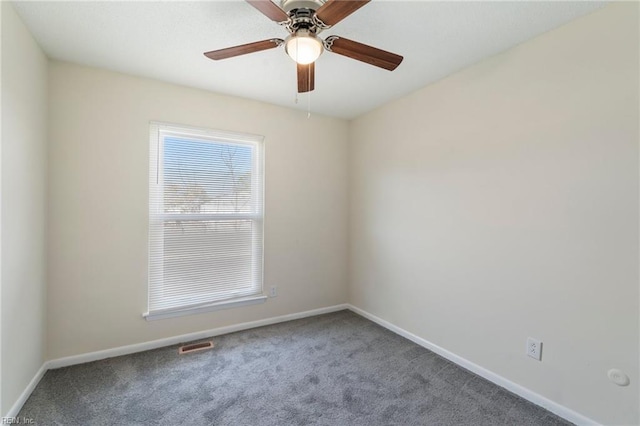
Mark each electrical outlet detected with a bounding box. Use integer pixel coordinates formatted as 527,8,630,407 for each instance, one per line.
269,286,278,298
526,337,542,361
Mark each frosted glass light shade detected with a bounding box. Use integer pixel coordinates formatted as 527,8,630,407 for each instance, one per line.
285,32,323,65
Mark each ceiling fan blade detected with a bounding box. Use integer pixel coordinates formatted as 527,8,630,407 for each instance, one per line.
246,0,290,22
325,36,403,71
297,62,315,93
204,39,283,60
315,0,370,27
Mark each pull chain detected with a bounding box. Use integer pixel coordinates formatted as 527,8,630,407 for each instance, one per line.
295,37,300,105
307,64,311,118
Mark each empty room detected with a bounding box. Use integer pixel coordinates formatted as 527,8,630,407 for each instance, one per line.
1,0,638,425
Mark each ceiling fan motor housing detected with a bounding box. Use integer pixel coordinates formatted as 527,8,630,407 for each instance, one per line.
281,0,325,14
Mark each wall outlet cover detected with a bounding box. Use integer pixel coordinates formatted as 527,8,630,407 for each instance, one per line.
526,337,542,361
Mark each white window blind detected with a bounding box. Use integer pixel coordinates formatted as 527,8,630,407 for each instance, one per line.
146,123,264,320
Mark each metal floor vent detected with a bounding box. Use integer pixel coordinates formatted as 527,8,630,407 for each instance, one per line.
178,341,214,355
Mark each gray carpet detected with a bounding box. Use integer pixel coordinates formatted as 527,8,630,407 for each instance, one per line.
19,310,572,425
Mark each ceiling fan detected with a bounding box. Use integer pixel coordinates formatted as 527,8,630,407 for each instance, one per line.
204,0,403,93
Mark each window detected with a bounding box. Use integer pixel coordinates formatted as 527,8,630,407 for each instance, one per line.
145,123,265,320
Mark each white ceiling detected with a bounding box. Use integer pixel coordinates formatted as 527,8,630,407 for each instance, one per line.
13,0,606,119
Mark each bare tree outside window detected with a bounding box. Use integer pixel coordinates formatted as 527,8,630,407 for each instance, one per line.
164,141,252,216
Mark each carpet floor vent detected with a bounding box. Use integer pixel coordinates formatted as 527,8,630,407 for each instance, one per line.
178,341,214,355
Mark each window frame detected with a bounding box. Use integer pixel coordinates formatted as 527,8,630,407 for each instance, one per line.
144,122,266,321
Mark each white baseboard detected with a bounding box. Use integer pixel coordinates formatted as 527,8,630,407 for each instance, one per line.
48,304,349,369
6,303,598,426
346,304,600,426
4,363,48,419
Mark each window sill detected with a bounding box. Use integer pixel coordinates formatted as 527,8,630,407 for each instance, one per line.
143,295,267,321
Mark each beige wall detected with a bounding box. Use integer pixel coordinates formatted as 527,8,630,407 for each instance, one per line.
4,2,639,424
0,2,48,416
47,62,349,359
348,3,639,425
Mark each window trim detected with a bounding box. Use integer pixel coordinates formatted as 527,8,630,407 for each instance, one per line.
143,295,267,321
145,121,265,321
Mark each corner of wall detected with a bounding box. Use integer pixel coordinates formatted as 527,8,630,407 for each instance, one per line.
0,0,49,417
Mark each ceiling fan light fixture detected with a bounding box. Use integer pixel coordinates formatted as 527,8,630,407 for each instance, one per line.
285,30,323,65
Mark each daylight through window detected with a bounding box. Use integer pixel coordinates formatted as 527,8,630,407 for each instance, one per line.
146,123,264,320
